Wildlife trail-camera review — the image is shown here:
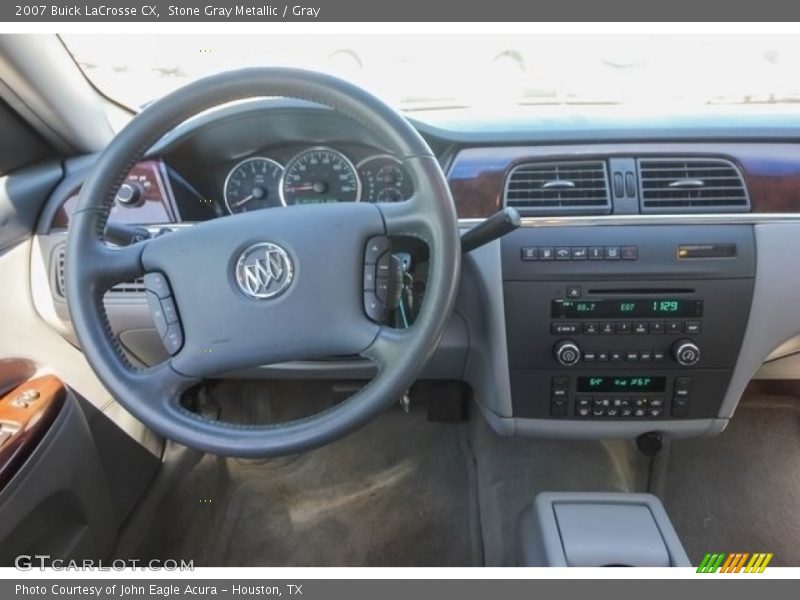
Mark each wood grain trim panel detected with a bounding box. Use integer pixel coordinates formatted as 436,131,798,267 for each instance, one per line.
0,375,66,490
447,143,800,218
51,160,176,229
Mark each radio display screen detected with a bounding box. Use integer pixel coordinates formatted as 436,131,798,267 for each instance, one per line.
577,376,666,393
551,299,703,319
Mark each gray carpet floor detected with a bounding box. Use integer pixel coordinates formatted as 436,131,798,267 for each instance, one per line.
138,385,800,567
139,399,481,566
660,394,800,567
468,414,650,566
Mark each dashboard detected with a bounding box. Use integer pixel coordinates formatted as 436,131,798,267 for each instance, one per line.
30,98,800,442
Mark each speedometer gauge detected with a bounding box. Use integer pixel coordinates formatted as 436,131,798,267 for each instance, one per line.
280,147,361,205
224,157,284,214
357,155,413,202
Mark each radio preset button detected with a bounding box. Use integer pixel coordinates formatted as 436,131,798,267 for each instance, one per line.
583,323,599,334
685,321,703,334
633,322,649,334
600,323,615,335
666,321,683,334
616,322,632,334
649,322,665,334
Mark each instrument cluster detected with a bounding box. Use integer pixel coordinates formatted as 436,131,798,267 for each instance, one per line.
222,146,413,215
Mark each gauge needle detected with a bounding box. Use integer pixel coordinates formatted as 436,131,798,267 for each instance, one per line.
286,183,315,192
232,194,254,207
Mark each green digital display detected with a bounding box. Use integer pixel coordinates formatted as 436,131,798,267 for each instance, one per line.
552,299,702,319
577,376,666,393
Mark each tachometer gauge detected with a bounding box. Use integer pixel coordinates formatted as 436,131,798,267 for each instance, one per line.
280,147,361,205
224,157,284,214
357,155,413,202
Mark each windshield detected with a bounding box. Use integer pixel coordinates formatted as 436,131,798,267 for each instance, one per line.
61,34,800,111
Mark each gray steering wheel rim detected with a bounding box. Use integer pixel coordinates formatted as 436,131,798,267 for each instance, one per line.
65,67,461,457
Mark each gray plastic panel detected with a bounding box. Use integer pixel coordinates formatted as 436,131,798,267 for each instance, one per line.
518,492,691,567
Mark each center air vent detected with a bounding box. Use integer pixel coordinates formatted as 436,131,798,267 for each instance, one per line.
53,244,145,299
638,158,750,212
504,160,611,214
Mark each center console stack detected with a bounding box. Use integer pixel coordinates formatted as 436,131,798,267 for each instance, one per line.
502,224,755,423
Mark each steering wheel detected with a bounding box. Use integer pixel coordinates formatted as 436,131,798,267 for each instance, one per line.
66,68,460,457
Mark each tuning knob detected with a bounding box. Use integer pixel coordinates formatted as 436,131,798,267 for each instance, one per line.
554,339,581,367
672,339,701,366
115,182,143,206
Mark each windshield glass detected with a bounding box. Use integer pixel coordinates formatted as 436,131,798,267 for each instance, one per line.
61,34,800,111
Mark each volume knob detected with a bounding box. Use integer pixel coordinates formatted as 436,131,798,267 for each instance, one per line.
672,339,701,366
554,339,581,367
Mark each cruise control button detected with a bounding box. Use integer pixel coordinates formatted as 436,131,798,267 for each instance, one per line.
161,296,179,324
145,291,169,338
162,323,184,355
365,236,391,263
143,272,171,299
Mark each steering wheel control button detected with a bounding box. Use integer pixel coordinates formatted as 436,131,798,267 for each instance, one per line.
161,297,179,324
143,272,171,299
364,236,391,264
163,324,184,355
145,291,170,338
363,266,377,290
364,292,387,322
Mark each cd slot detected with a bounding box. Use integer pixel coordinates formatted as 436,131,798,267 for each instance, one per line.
586,288,695,295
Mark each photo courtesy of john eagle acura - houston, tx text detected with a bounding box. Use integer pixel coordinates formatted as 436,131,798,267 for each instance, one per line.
1,31,800,572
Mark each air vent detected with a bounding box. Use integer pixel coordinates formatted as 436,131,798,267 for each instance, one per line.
638,158,750,212
53,245,145,298
504,160,611,214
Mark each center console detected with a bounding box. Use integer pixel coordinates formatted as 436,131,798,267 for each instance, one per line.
502,224,755,423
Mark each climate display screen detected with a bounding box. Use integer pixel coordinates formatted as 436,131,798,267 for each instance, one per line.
576,376,666,393
552,299,703,319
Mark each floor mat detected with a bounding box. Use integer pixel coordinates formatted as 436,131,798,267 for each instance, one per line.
138,400,481,567
661,395,800,567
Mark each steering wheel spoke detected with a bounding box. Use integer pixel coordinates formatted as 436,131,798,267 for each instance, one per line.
78,237,148,292
377,195,433,241
360,326,415,370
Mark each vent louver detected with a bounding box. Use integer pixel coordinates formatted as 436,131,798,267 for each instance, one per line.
638,158,750,212
53,245,145,298
504,160,611,214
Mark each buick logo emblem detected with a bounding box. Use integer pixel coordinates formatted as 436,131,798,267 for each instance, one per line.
235,242,294,299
